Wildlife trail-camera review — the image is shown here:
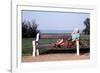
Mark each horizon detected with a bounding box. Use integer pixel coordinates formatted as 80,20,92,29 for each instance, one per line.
40,29,83,33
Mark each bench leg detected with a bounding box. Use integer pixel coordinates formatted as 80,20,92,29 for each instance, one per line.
76,40,80,56
36,49,39,56
32,41,36,56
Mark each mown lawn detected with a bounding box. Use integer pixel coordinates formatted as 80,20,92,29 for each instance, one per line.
22,38,34,55
22,33,90,55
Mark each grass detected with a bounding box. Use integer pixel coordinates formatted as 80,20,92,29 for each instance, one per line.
22,33,90,55
22,38,34,54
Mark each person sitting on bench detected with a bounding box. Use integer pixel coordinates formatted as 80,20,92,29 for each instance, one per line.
72,28,80,41
54,28,80,48
68,28,80,48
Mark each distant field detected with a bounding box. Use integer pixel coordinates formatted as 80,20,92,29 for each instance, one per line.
22,33,90,55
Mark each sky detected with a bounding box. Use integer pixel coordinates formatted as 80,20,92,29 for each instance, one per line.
21,10,90,33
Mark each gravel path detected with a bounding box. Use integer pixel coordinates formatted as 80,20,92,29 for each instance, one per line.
22,53,90,62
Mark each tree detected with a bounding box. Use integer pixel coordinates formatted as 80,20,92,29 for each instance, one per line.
22,20,39,38
22,21,28,38
83,18,90,34
31,20,40,37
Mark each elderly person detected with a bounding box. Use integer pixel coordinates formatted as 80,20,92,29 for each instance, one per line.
71,28,80,41
54,28,80,48
68,28,80,48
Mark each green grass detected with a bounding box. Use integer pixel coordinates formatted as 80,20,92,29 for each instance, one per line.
22,38,34,55
22,33,90,55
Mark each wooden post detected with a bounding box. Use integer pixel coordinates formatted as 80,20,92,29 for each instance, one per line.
76,40,80,56
35,33,40,56
36,33,40,42
36,49,39,56
32,41,36,56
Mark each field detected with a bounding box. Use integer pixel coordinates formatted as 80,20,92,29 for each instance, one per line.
22,33,90,62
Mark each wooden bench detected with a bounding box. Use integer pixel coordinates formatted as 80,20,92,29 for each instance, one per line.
32,33,89,56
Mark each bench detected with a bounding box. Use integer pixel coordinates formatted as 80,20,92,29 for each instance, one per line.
32,33,88,56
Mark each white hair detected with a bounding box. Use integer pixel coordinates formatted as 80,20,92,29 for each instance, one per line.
74,28,79,32
72,28,79,34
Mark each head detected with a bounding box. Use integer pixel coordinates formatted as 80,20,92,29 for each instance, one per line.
73,28,80,33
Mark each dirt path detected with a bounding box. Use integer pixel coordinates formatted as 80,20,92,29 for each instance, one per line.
22,53,90,62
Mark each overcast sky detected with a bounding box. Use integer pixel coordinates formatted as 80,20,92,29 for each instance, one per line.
21,10,90,32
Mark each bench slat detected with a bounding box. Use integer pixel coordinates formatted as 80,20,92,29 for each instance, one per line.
36,44,89,49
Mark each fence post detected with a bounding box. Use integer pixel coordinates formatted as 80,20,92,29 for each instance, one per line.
32,41,36,56
76,40,80,56
36,33,40,42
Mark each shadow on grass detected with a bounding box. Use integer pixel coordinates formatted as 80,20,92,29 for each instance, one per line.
40,48,90,55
